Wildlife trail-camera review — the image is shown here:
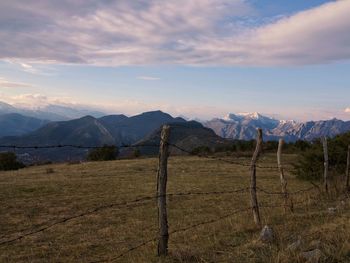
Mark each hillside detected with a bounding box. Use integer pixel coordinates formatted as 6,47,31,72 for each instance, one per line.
99,111,186,144
0,113,49,137
0,111,197,162
0,155,348,262
134,121,229,155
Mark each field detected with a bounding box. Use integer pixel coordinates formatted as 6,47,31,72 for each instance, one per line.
0,154,349,263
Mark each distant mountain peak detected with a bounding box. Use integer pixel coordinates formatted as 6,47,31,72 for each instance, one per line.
237,112,261,119
140,110,169,116
223,112,277,122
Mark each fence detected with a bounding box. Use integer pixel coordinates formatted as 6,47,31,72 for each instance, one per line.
0,125,349,262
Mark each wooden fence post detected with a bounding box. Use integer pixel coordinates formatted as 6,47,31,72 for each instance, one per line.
346,145,350,191
157,125,170,257
250,128,262,227
277,139,293,213
322,137,329,193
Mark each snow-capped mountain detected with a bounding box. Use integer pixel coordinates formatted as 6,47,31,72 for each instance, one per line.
224,112,280,129
204,113,350,142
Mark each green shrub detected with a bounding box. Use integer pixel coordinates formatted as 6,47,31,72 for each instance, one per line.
133,149,141,158
293,132,350,181
0,152,25,171
87,146,119,161
191,146,211,155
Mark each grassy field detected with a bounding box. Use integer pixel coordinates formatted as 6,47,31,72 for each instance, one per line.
0,154,349,262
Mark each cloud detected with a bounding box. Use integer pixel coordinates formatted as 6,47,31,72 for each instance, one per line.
0,77,33,88
137,76,160,81
0,0,349,67
345,108,350,113
4,59,58,75
9,93,81,109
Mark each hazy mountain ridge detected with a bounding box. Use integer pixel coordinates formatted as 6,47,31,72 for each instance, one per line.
204,113,350,142
0,111,188,162
0,113,49,137
0,101,105,121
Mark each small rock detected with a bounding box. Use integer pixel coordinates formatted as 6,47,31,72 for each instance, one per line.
300,249,324,263
260,225,274,243
287,238,302,252
328,207,337,214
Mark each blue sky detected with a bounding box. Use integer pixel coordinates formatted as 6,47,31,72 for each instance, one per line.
0,0,349,121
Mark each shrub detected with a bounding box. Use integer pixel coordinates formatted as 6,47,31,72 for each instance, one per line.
0,152,25,171
191,146,211,155
133,149,141,158
46,168,54,174
293,132,350,181
87,146,119,161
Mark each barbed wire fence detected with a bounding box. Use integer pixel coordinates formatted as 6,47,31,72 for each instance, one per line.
0,125,349,262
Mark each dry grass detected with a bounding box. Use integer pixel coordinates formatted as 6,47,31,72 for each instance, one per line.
0,154,349,263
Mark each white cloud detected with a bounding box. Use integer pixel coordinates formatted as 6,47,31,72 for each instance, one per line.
4,59,58,75
1,91,349,121
5,0,349,66
9,93,82,109
137,76,160,81
0,77,33,88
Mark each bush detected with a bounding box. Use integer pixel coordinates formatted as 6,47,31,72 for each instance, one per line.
0,152,25,171
46,168,54,174
191,146,211,155
87,146,119,161
293,132,350,181
133,149,141,158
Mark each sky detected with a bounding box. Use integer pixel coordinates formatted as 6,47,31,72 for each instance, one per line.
0,0,349,121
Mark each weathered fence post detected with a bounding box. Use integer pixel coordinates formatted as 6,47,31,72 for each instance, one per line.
322,137,329,193
277,139,293,213
157,125,170,257
346,145,350,191
250,128,262,227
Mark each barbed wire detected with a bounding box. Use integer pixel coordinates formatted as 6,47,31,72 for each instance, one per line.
0,195,157,246
1,183,344,261
89,206,252,263
90,202,302,262
90,191,349,263
256,186,316,196
0,144,160,150
2,184,312,246
0,187,251,245
169,142,285,170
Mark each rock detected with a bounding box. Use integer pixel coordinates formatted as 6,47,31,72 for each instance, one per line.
260,225,274,243
328,207,337,214
300,249,324,263
287,237,302,252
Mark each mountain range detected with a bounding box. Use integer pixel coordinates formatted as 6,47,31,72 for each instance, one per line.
204,112,350,142
0,101,105,121
0,111,214,162
0,103,350,163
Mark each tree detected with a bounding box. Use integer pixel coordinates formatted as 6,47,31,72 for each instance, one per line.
0,152,25,171
133,149,141,158
293,132,350,181
87,146,118,161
